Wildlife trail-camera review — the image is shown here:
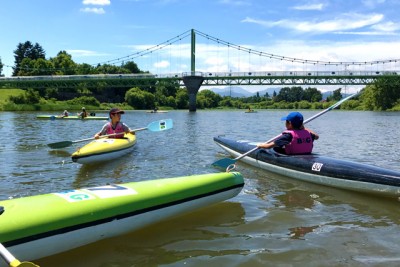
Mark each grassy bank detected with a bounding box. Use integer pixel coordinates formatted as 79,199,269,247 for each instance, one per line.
0,89,132,112
0,89,24,103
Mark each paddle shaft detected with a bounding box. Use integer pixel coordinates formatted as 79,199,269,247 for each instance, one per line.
0,243,16,265
0,243,38,267
75,127,149,143
231,93,359,162
47,119,173,149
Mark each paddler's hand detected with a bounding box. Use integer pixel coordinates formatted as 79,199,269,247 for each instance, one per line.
257,142,274,149
94,134,100,139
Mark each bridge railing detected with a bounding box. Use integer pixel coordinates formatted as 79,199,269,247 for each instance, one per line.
0,70,399,81
200,70,399,77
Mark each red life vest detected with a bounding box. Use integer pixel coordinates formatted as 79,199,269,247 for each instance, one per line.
283,130,313,154
106,122,125,138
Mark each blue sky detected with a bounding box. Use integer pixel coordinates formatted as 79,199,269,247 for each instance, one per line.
1,0,400,92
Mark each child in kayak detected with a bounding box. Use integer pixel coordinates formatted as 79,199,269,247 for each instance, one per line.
94,108,134,139
257,111,319,154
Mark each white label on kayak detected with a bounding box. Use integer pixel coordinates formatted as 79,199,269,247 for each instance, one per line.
54,185,137,202
84,184,138,198
54,190,96,202
311,162,323,172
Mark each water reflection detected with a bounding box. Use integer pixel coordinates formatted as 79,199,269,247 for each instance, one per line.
3,110,400,266
36,201,245,267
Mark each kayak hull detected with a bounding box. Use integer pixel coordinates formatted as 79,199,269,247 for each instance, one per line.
214,136,400,198
0,172,244,262
36,115,108,120
71,133,136,164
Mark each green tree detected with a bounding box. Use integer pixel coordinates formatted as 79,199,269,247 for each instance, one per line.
95,64,129,74
50,51,77,75
75,63,96,75
16,58,54,76
289,86,304,102
121,61,141,73
326,88,342,102
303,87,322,102
361,76,400,110
125,87,155,109
197,89,222,108
0,57,3,76
275,86,303,102
275,87,291,102
13,41,46,76
175,88,189,109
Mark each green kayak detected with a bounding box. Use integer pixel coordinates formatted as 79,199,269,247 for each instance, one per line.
0,172,244,262
36,115,108,120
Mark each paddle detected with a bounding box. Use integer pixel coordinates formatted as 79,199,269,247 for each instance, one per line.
47,119,173,149
0,208,39,267
0,243,39,267
212,93,359,169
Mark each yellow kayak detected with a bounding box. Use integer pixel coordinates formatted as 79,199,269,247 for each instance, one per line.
71,133,136,164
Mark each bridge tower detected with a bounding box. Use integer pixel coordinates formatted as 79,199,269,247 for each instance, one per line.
182,29,204,112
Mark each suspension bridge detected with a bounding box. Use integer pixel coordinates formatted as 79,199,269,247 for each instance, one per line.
1,29,399,111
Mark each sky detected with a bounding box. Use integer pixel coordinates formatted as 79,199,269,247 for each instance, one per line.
1,0,400,93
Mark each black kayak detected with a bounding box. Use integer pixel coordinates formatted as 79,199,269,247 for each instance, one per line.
214,136,400,198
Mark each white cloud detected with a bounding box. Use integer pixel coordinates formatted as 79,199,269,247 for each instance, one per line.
371,21,400,32
242,13,384,34
292,3,325,11
154,60,170,68
362,0,385,8
218,0,251,6
82,0,111,5
80,7,106,14
66,49,109,57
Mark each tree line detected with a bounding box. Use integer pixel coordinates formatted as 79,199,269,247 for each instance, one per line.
1,41,400,111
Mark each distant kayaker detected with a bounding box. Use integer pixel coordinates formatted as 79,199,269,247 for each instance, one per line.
77,107,88,118
94,108,135,139
59,110,69,118
257,111,319,154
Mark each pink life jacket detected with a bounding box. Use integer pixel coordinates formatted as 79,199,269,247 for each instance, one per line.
106,122,125,138
283,130,313,154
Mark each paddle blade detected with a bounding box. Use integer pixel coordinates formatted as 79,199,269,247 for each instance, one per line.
148,119,173,132
10,260,39,267
212,158,236,169
47,141,73,149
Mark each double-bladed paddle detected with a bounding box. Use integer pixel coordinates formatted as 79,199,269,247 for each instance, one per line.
212,93,359,169
47,119,173,149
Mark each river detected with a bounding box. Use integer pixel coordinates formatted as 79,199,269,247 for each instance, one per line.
1,109,400,267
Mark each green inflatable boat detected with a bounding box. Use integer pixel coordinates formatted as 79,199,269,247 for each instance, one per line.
0,172,244,263
36,115,108,120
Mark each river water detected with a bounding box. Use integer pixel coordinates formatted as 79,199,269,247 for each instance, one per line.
1,110,400,267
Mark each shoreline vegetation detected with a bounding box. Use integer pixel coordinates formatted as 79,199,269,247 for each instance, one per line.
0,88,340,112
0,78,400,113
